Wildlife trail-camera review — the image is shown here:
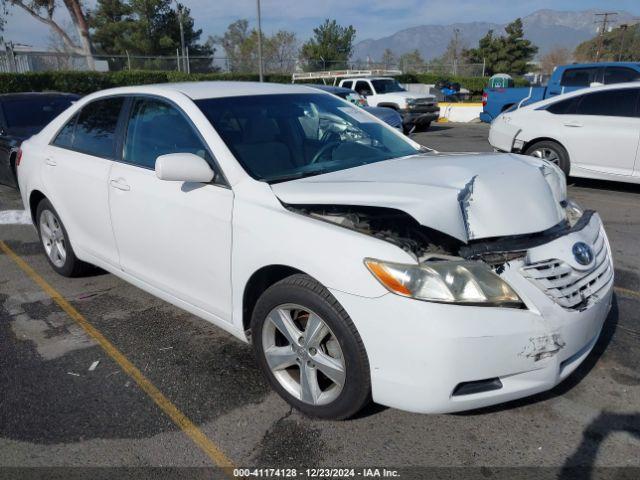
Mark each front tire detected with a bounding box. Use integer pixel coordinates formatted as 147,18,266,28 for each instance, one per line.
524,140,570,177
36,199,90,277
251,274,371,419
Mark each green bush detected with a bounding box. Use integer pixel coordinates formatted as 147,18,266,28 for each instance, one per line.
0,70,528,97
0,70,293,95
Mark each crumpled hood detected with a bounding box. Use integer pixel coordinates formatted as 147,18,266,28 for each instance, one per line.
271,153,566,242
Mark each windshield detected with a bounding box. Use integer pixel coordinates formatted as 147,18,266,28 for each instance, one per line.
196,93,418,183
371,79,406,94
1,96,76,134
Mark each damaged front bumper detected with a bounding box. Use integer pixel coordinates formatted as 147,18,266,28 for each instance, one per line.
330,213,613,414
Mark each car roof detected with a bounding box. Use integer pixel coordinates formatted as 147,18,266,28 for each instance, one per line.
310,84,353,94
528,81,640,109
0,92,80,100
560,62,640,69
87,81,327,101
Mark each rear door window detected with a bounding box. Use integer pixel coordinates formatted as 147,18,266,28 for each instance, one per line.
575,88,639,117
603,67,640,84
561,68,600,87
57,97,125,158
341,80,353,89
355,81,373,96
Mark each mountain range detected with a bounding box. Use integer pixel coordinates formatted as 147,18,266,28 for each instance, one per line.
352,9,639,62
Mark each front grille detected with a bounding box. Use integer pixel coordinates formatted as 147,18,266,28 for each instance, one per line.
520,227,613,309
410,98,436,107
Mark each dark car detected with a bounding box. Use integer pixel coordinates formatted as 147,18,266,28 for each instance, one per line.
310,85,404,131
0,92,79,189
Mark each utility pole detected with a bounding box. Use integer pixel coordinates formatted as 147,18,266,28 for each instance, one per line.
617,24,629,61
452,28,460,76
594,12,617,62
256,0,264,82
176,2,187,72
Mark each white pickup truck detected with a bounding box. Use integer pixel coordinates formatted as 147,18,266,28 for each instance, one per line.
338,77,439,132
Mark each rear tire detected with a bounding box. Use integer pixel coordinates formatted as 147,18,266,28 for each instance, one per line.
251,274,371,419
524,140,570,177
36,199,91,277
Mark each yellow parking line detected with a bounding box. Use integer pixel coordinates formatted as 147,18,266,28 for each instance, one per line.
614,286,640,300
0,241,236,471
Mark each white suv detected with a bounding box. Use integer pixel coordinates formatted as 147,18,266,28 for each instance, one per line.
18,81,612,419
339,77,439,131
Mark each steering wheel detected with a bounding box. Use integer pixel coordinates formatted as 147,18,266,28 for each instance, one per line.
310,141,340,164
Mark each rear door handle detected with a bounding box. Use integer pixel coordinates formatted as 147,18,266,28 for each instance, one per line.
563,121,583,127
45,158,57,166
110,179,130,191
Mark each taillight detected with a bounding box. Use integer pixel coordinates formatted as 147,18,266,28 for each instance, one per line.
15,149,23,167
482,93,488,107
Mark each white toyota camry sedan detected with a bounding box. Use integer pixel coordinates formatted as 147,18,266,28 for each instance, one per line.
489,82,640,183
17,82,613,419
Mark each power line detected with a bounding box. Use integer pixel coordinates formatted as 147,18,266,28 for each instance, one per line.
594,12,617,62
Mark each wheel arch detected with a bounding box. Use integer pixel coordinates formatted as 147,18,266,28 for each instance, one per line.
521,137,568,156
28,189,47,223
9,150,18,183
242,264,305,334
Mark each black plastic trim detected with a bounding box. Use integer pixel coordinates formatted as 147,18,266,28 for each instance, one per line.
452,377,503,396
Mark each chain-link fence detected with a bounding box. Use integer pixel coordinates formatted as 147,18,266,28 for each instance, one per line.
0,49,486,77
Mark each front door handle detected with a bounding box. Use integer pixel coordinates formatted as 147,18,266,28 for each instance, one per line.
45,158,57,166
563,121,583,128
110,179,130,191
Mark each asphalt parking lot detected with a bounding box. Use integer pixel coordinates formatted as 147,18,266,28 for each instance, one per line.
1,122,639,477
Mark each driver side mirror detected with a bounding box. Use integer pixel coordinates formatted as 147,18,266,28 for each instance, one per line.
155,153,214,183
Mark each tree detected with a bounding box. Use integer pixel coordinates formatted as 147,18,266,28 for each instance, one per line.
540,47,571,75
299,19,356,71
1,0,94,64
574,24,640,62
89,0,213,71
264,30,297,73
212,20,297,74
463,18,537,75
88,0,135,55
398,49,424,72
213,19,258,73
380,48,397,69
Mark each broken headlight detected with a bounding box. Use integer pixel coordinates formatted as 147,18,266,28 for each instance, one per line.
564,199,583,227
365,258,523,306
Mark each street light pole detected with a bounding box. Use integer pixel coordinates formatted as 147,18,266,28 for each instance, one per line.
256,0,264,82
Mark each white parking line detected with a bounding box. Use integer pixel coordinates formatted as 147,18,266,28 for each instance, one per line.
0,210,32,225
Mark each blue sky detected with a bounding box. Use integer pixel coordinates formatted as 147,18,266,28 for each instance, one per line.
2,0,639,51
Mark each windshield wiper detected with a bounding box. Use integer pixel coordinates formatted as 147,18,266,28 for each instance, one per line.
266,169,329,184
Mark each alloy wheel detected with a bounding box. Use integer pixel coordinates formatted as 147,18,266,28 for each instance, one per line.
262,304,346,406
39,209,67,268
530,147,560,165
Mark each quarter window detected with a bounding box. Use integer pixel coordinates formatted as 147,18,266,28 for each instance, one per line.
604,67,640,84
53,113,78,148
545,97,579,115
123,98,210,169
575,89,639,117
341,80,353,89
70,97,125,158
561,68,600,87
